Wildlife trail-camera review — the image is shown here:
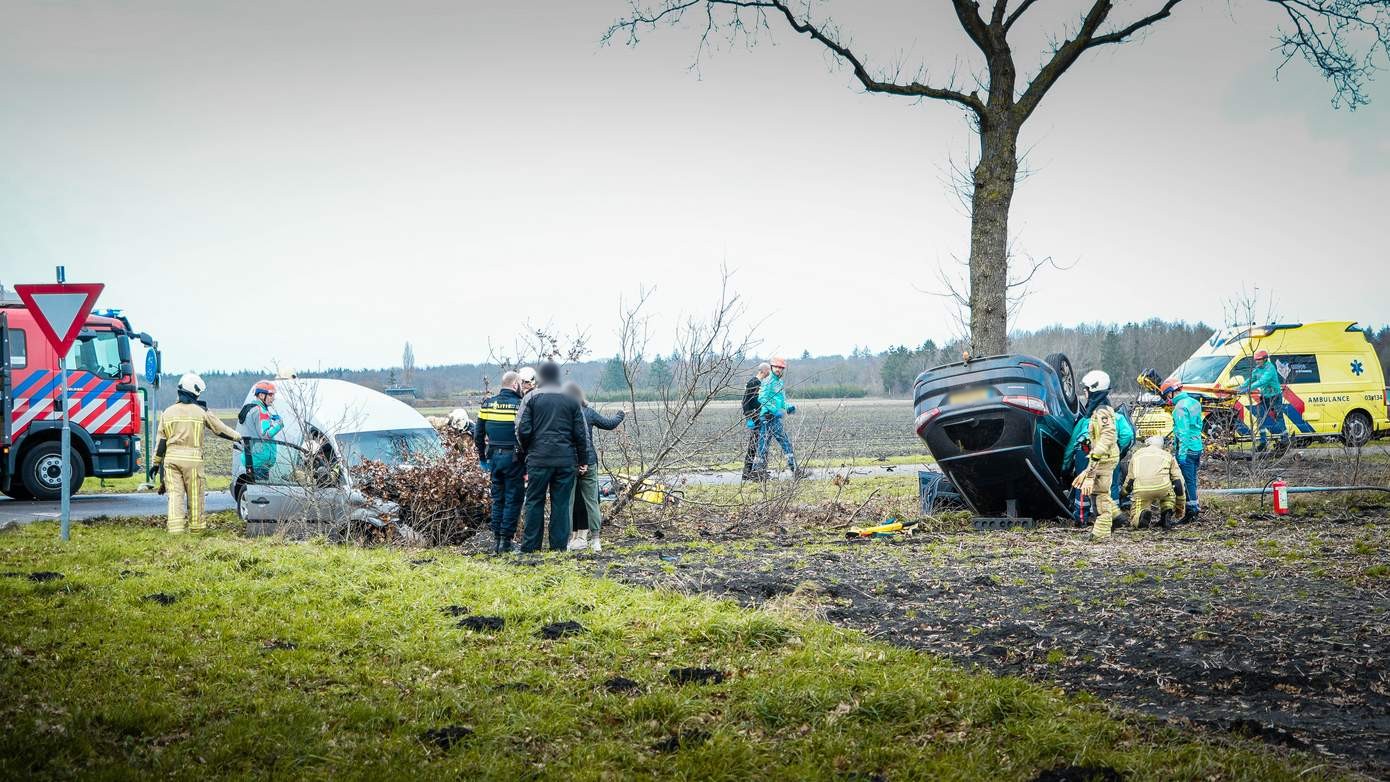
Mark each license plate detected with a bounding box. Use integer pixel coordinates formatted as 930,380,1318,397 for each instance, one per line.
951,388,989,405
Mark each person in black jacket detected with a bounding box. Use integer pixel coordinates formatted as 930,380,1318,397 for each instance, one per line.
474,370,525,554
741,363,771,480
514,362,589,553
563,381,625,552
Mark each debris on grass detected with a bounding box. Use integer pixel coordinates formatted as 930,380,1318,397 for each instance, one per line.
457,615,504,632
27,571,64,582
420,725,473,751
603,676,642,694
440,604,470,617
143,592,177,605
260,639,298,652
538,620,586,640
1031,766,1123,782
652,729,709,752
668,667,725,685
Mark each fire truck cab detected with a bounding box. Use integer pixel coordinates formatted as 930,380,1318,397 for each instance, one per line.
1,286,159,500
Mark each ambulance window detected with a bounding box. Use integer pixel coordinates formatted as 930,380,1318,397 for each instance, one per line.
6,328,25,368
1277,354,1320,384
1230,357,1253,379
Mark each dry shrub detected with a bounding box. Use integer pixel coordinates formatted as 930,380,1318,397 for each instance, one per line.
352,445,491,546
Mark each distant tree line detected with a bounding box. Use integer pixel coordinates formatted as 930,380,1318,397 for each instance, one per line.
149,320,1390,411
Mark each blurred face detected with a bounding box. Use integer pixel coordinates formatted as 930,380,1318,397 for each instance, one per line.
522,380,536,392
258,391,275,405
772,364,786,377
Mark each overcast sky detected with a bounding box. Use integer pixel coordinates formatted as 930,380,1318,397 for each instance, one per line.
0,0,1384,375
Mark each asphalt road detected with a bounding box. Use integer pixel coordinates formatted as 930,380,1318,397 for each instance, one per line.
0,492,235,525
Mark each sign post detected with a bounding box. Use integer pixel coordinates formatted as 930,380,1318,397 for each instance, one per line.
14,272,104,541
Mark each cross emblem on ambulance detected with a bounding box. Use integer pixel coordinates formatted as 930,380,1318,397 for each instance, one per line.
1351,359,1364,376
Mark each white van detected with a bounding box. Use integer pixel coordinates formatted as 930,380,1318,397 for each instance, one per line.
230,378,442,536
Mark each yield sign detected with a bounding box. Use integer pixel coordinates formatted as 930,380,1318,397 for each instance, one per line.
14,283,105,358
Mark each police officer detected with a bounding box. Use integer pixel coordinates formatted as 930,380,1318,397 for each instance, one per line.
474,370,525,554
1073,370,1120,540
150,373,242,534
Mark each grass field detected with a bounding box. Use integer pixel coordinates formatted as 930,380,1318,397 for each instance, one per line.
0,518,1338,781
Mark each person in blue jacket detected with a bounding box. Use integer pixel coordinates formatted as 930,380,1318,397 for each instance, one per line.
1237,350,1288,451
1162,378,1204,521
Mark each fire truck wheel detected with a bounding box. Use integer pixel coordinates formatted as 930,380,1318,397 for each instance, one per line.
19,442,86,501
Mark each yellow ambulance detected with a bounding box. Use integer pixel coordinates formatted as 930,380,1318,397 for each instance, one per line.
1167,321,1388,446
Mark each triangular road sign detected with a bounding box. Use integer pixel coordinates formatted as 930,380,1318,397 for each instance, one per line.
14,283,105,358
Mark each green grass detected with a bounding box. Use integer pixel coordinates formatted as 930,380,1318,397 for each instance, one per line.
0,519,1342,781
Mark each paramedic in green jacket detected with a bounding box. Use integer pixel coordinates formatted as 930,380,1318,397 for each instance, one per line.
1237,350,1288,451
1162,379,1204,521
754,356,800,477
237,380,285,481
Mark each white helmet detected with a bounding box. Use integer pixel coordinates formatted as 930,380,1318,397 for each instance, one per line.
447,408,472,431
1081,370,1110,394
178,372,206,397
518,367,539,385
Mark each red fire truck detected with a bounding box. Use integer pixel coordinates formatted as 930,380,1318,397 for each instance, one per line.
1,285,160,500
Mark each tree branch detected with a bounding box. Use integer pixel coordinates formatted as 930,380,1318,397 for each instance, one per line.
607,0,987,117
1085,0,1185,48
1003,0,1041,31
1012,0,1115,122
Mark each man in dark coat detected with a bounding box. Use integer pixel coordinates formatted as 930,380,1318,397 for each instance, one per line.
515,361,588,553
741,362,771,480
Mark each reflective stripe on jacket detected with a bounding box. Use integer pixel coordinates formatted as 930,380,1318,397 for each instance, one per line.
1127,443,1183,493
156,402,240,464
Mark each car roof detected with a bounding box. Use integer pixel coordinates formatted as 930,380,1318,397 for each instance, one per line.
244,378,431,435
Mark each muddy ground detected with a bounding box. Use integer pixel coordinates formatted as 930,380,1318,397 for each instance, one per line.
538,497,1390,778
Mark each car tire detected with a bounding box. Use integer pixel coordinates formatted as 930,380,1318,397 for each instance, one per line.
1,482,33,500
20,442,86,501
1044,353,1079,412
1342,410,1373,448
233,479,250,521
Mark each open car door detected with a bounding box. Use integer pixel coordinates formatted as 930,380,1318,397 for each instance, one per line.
237,437,349,529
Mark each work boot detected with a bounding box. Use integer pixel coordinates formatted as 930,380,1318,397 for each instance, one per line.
1160,509,1175,529
1137,509,1153,529
491,535,503,555
499,536,514,554
567,530,590,551
589,534,602,553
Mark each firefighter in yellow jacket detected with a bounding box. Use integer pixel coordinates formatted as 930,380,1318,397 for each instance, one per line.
1072,370,1120,540
1123,436,1185,530
149,373,242,534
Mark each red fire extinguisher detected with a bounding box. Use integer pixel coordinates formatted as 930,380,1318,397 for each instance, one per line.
1272,478,1290,516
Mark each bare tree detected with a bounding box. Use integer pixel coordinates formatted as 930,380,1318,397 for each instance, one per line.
487,322,591,371
606,269,760,515
402,341,416,388
606,0,1390,355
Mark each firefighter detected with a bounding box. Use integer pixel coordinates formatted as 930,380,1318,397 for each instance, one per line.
1072,370,1120,540
474,370,525,554
236,380,284,481
150,373,242,534
1237,350,1288,451
1162,378,1204,521
1123,436,1185,529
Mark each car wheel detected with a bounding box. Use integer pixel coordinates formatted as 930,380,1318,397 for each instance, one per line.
1,483,33,500
20,442,86,501
1342,410,1373,448
1044,353,1079,412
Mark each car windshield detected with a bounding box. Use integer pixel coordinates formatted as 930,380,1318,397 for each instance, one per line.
62,331,124,378
1171,354,1233,385
335,428,442,467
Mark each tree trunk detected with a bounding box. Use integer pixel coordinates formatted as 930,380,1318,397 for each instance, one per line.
968,121,1019,356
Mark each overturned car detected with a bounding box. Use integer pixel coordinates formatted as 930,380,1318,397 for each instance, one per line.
913,354,1082,519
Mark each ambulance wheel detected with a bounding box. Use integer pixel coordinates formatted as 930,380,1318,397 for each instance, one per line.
1342,411,1372,448
20,442,86,501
